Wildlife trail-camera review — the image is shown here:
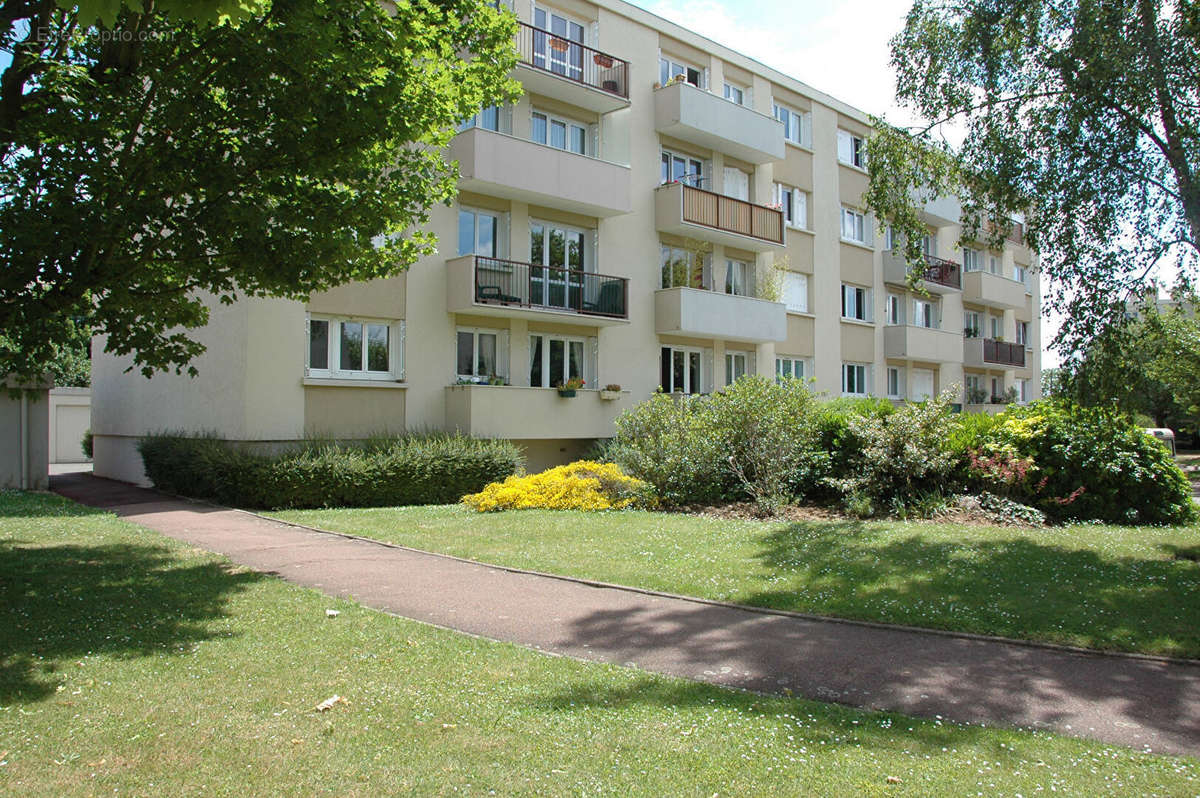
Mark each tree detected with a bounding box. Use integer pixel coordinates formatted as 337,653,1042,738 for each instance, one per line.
1,0,519,381
866,0,1199,354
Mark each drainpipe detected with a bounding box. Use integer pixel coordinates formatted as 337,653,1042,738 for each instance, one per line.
19,390,28,490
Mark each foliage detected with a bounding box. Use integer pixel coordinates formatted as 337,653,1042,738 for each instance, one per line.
81,429,93,460
866,0,1199,352
462,461,653,512
0,0,519,382
977,492,1047,526
0,318,90,387
137,432,522,509
814,396,896,484
834,390,960,516
989,401,1196,524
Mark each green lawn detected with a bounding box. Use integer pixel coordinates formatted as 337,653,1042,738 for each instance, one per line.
270,505,1200,659
0,494,1196,795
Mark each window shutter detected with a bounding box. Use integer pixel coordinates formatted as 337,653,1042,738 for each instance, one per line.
499,105,513,135
837,130,852,163
497,329,509,379
702,348,715,393
586,336,598,387
588,122,599,159
702,67,710,90
303,316,311,376
796,191,807,228
498,212,511,259
589,20,598,47
802,112,813,147
864,215,876,247
744,85,753,108
396,321,407,381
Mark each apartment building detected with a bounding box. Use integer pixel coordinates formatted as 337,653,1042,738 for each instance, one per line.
91,0,1042,483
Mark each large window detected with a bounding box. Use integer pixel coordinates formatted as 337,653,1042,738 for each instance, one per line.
911,368,935,401
776,183,809,229
773,103,811,147
723,82,746,105
530,221,589,310
533,7,585,81
307,316,403,381
837,129,866,168
964,310,982,337
456,327,504,381
661,149,705,187
458,105,501,132
886,366,904,399
776,356,809,382
530,334,584,388
840,207,867,243
660,243,709,289
660,56,704,88
458,207,499,257
885,294,903,325
841,284,871,322
963,248,983,272
1016,321,1030,347
1014,263,1029,285
532,110,587,155
842,363,870,397
725,351,750,384
912,298,938,329
1018,378,1030,404
782,272,808,313
725,259,750,296
660,346,704,394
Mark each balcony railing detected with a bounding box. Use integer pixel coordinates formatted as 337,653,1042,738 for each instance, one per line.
920,256,962,290
679,184,784,246
983,338,1026,367
472,256,628,319
515,21,629,99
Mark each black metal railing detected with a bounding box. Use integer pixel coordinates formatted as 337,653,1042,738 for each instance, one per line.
515,21,629,99
983,338,1026,367
473,256,628,319
922,255,962,289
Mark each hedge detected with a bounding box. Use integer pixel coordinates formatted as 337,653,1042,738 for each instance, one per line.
138,432,523,509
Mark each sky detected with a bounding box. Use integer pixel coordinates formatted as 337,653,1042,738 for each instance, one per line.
634,0,1064,368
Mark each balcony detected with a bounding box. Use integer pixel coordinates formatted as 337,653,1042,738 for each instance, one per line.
445,385,634,439
884,325,963,363
450,127,631,217
963,269,1028,309
655,182,784,252
446,255,628,327
653,81,785,164
514,21,629,114
655,287,787,344
964,337,1027,368
883,252,962,293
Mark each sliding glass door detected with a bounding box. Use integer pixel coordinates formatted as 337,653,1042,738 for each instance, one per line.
530,222,589,311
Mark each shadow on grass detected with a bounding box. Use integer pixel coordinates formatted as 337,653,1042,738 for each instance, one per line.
743,521,1200,657
0,537,262,704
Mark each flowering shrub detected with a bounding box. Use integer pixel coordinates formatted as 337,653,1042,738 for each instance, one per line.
462,461,654,512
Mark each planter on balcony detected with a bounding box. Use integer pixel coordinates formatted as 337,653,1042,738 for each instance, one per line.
599,390,621,401
594,53,613,68
557,389,577,398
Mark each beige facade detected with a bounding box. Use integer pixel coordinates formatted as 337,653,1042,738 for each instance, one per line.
92,0,1041,483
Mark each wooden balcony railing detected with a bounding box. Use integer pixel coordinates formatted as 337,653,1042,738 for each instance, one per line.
679,184,784,246
473,256,628,319
983,338,1026,367
515,21,629,99
921,255,962,289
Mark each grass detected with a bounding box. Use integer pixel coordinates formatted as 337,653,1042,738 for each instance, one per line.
269,505,1200,659
0,492,1196,795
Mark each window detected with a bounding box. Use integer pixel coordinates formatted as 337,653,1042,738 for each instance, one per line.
307,316,403,381
841,284,870,322
837,129,866,168
885,294,903,325
725,351,750,384
722,167,749,200
911,368,935,401
965,373,984,403
529,334,584,388
840,207,867,243
1018,378,1030,404
533,8,585,81
991,377,1003,402
773,103,811,147
842,363,870,397
659,56,703,88
532,110,587,155
963,248,983,272
723,82,745,105
530,221,589,309
782,272,808,313
884,225,897,251
776,357,809,382
776,184,808,228
725,259,749,296
1014,263,1028,285
458,105,501,132
456,327,504,380
964,310,982,337
661,149,705,187
990,315,1003,339
660,243,709,289
912,298,938,329
458,207,499,257
660,346,704,394
1016,321,1030,347
886,366,904,399
988,254,1002,275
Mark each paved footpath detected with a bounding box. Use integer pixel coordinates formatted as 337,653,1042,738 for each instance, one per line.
51,472,1200,758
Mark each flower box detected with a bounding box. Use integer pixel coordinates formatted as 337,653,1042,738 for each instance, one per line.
599,390,621,401
593,53,614,68
557,389,577,398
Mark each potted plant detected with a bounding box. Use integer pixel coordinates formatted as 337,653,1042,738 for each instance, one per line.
556,377,585,397
963,325,980,338
966,386,988,405
549,36,570,52
600,384,622,400
593,53,613,68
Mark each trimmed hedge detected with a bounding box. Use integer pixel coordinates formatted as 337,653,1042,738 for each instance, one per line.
138,433,523,509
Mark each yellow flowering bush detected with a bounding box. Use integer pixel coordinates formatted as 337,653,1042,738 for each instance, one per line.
462,461,655,512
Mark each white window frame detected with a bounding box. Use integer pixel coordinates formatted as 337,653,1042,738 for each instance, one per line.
990,315,1003,339
782,271,808,313
776,183,809,229
1014,263,1028,285
458,105,503,133
840,207,867,244
725,350,751,384
307,315,404,382
912,297,939,329
965,373,984,402
661,148,706,188
723,82,746,105
842,363,871,397
659,56,704,88
841,284,871,323
963,248,983,272
837,129,867,168
964,310,982,337
988,254,1002,275
885,293,903,326
773,102,811,147
1016,320,1030,347
1018,378,1030,404
456,326,505,381
458,206,500,257
529,332,586,388
886,366,904,399
725,259,750,296
660,345,706,395
660,243,710,290
531,108,588,155
775,356,811,383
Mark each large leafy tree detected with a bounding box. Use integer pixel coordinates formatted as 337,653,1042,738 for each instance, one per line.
866,0,1199,353
1,0,518,381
